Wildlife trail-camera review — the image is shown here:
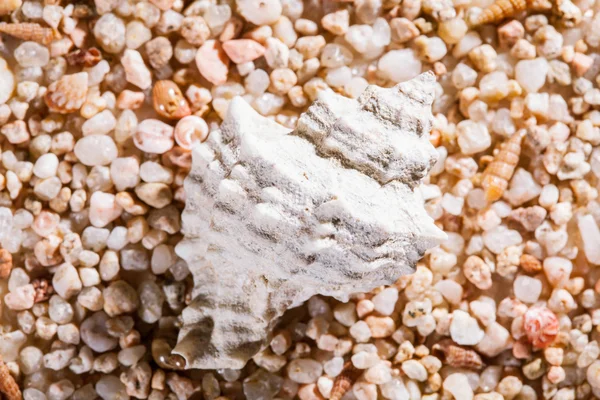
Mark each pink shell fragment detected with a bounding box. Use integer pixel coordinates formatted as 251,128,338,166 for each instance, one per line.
222,39,266,64
195,40,230,86
523,306,559,349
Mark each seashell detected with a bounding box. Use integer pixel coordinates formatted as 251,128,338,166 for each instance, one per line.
172,72,445,369
174,115,209,150
65,47,102,67
0,22,54,45
0,356,21,400
481,129,526,202
330,361,362,400
523,306,559,349
472,0,552,26
0,0,22,16
432,339,484,370
152,80,192,120
44,72,88,114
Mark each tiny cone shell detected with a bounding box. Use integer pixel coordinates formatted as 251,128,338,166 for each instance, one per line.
474,0,526,26
0,356,21,400
432,339,484,370
330,361,362,400
481,130,525,202
0,0,22,16
474,0,553,25
0,22,54,45
44,72,89,114
152,80,192,120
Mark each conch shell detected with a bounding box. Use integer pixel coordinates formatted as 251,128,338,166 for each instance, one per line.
174,72,445,369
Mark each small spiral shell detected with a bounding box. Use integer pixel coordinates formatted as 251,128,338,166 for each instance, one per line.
0,357,21,400
432,339,484,370
330,361,362,400
473,0,552,26
0,22,54,45
481,130,526,202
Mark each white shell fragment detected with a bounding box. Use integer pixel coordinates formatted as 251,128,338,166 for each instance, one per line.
174,72,445,369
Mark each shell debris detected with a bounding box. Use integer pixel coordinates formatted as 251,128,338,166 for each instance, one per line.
330,361,363,400
44,72,89,114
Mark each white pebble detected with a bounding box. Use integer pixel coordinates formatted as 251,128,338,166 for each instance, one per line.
33,153,59,179
378,49,421,83
450,310,484,345
287,358,323,383
401,360,427,382
372,288,398,316
515,58,549,93
52,263,82,299
443,373,473,400
89,192,123,228
74,135,118,166
513,275,542,303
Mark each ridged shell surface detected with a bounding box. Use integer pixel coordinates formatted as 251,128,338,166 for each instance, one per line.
174,72,446,369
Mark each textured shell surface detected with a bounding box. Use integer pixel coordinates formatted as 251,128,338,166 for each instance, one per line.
330,361,362,400
523,306,559,349
0,22,54,45
473,0,552,26
44,72,89,114
482,129,525,202
0,356,21,400
432,339,484,370
174,72,445,369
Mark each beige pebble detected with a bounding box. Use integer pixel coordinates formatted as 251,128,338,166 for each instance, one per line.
135,183,173,209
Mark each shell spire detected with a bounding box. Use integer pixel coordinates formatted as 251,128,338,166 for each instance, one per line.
330,361,362,400
472,0,552,26
0,22,54,45
174,73,445,369
481,129,526,202
0,356,21,400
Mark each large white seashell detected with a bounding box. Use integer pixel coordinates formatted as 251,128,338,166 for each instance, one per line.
174,72,446,369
